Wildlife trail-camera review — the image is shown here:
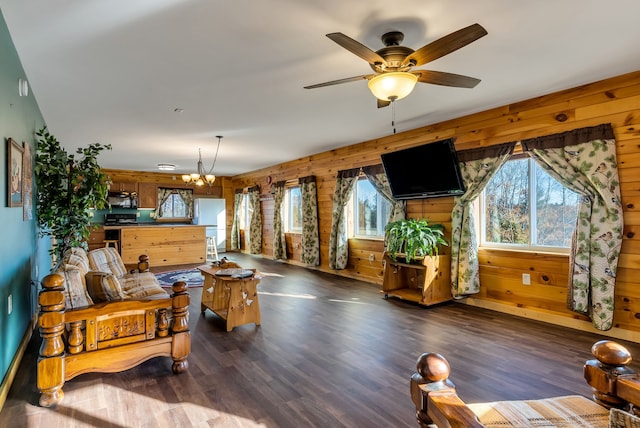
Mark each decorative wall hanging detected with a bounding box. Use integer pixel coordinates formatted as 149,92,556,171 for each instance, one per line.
7,138,23,207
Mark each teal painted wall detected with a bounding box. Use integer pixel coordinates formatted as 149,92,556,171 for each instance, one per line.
0,9,49,385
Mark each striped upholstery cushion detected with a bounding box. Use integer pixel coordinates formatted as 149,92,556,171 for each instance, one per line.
88,247,127,278
56,264,93,309
85,271,126,302
610,407,640,428
468,395,609,427
120,272,169,299
62,247,90,277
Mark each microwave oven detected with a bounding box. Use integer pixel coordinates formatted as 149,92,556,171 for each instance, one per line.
107,191,138,209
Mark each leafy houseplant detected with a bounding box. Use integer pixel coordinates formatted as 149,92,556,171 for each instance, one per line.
384,218,448,264
34,127,111,263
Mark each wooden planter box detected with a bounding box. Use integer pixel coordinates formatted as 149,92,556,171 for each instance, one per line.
381,252,452,306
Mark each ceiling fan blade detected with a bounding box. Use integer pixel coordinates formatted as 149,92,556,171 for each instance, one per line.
377,99,391,109
402,23,488,67
326,32,387,66
304,74,374,89
414,70,481,88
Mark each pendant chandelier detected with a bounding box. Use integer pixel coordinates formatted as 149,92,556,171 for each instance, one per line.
182,135,222,187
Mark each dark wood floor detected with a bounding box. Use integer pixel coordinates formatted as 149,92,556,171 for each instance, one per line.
2,253,639,427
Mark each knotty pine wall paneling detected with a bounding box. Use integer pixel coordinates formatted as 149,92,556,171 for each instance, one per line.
232,70,640,341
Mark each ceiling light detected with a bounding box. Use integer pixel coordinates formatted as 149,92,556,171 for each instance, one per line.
18,78,28,97
182,136,222,187
157,163,175,171
367,72,418,102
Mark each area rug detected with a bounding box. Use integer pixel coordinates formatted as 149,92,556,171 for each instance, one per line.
155,269,204,288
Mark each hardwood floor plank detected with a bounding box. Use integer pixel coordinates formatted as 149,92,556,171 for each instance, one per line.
2,252,640,427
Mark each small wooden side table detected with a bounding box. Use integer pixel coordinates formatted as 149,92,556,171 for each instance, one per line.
198,265,261,332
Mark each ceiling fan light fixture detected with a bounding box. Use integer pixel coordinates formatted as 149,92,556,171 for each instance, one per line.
367,72,418,102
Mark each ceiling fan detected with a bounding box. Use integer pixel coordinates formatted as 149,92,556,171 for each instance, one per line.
304,23,488,108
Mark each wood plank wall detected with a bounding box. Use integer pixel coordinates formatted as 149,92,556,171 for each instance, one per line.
230,70,640,341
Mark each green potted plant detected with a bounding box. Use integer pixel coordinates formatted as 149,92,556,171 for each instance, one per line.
34,127,111,264
384,218,448,263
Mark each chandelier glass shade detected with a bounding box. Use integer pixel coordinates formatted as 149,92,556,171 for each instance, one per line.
182,136,222,187
367,72,418,101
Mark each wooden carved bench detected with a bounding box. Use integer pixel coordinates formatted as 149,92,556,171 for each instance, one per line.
411,340,640,427
37,273,190,407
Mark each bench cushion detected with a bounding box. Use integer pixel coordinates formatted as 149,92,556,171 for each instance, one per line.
85,271,126,302
119,272,169,299
468,395,609,427
610,407,640,428
56,264,93,309
88,247,127,278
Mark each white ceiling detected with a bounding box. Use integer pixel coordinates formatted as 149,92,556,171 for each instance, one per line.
2,1,640,177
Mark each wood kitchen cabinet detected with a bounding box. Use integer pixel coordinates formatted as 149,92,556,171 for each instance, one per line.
137,182,158,209
87,226,105,252
193,184,223,197
109,181,137,193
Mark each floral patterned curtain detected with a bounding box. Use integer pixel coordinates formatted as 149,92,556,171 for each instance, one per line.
231,189,243,250
328,168,360,269
362,164,406,222
272,181,287,260
155,187,173,218
175,189,194,218
451,142,516,297
300,175,320,266
522,124,622,331
247,185,262,254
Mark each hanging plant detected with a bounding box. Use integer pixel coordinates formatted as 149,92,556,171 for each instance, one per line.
34,127,111,264
384,218,448,263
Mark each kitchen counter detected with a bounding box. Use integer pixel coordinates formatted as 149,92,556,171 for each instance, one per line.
117,224,207,267
102,223,208,229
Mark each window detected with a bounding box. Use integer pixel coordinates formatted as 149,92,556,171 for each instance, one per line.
480,157,580,250
350,178,391,238
159,190,188,218
284,186,302,233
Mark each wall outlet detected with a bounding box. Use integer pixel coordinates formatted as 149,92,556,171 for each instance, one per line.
522,273,531,286
8,294,12,315
369,253,375,262
136,212,141,217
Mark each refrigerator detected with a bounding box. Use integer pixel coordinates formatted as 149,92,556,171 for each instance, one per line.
193,198,226,257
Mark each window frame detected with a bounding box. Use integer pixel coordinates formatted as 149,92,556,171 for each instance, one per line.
158,188,191,220
478,155,579,254
348,176,391,240
284,185,303,234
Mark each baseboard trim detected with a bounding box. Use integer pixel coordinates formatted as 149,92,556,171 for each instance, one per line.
0,315,36,412
460,297,640,344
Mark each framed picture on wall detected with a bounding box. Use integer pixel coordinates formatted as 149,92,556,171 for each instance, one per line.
22,141,33,219
7,138,24,207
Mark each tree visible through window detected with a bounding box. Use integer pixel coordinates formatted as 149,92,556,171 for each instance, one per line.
285,187,302,232
353,178,391,237
161,192,187,218
481,157,580,249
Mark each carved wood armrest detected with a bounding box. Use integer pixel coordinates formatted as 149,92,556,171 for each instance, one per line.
411,352,484,427
584,340,639,411
426,391,484,428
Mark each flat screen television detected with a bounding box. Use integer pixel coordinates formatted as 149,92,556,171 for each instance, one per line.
380,139,466,200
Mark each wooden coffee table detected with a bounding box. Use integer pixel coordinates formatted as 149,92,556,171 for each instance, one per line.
198,265,261,332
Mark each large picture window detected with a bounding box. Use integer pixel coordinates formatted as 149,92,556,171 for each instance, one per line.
284,186,302,233
480,156,580,250
350,178,391,238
